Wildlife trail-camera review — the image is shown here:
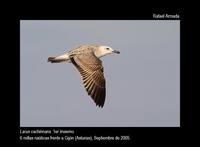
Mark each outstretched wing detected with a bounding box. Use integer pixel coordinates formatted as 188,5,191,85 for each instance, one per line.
70,53,106,107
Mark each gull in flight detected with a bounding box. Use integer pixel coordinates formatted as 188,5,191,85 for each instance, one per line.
48,45,120,108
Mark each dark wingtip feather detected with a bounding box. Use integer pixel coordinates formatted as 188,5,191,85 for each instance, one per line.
94,89,105,108
96,103,104,108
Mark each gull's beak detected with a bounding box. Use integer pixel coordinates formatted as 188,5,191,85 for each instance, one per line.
112,50,120,54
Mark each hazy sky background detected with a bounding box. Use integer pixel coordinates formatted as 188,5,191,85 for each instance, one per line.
20,20,180,127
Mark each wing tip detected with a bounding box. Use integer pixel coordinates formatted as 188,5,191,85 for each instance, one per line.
96,104,104,108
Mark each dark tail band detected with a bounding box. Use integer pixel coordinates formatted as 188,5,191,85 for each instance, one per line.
47,57,66,63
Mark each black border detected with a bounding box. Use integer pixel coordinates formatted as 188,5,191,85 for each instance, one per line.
6,8,194,145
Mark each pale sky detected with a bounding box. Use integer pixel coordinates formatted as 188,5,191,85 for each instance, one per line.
20,20,180,127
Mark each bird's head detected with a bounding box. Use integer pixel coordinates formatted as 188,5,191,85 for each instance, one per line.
95,46,120,58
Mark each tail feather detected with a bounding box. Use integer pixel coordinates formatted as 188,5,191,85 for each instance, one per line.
47,56,66,63
47,53,70,63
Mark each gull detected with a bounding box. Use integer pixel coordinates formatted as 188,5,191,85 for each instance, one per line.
47,45,120,108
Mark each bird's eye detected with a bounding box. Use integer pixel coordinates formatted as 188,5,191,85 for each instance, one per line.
106,48,110,50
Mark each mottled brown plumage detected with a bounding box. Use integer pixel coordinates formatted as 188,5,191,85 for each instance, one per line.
70,53,106,107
